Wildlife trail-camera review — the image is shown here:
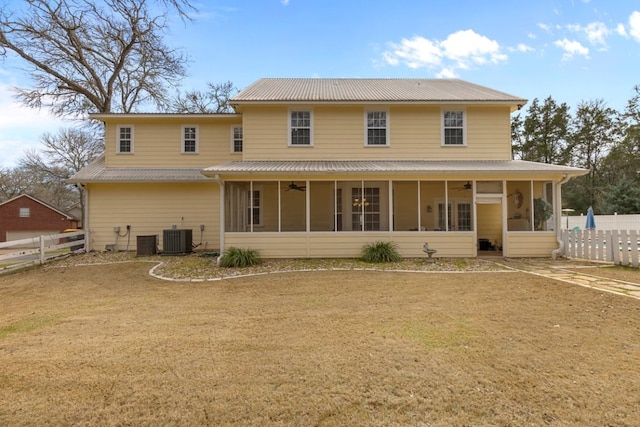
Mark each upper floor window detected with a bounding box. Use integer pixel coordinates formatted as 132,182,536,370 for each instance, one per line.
232,126,243,153
442,110,465,146
289,110,312,146
366,111,388,146
182,125,198,153
19,207,30,218
117,125,133,153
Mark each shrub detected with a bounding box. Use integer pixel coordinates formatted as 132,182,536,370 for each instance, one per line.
360,241,401,263
218,247,261,268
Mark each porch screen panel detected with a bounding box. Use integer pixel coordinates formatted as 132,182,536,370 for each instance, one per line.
310,181,335,231
281,180,306,232
507,181,532,231
533,181,554,231
253,181,279,232
421,181,446,231
445,181,474,231
225,182,249,232
393,181,419,231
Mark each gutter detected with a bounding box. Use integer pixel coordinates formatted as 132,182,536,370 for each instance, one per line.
551,174,572,260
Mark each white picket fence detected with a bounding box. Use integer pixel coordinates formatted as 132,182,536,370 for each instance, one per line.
0,231,85,271
562,229,640,268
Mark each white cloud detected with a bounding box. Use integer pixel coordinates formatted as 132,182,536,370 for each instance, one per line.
508,43,534,53
537,23,552,33
615,23,627,37
281,0,290,5
553,38,589,60
0,81,61,168
382,29,506,77
629,11,640,42
567,22,610,46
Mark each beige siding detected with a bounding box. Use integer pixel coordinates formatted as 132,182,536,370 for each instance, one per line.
103,116,242,168
241,105,512,161
505,233,558,257
86,182,219,252
224,232,475,258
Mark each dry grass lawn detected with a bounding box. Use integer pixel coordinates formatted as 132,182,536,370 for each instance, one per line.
1,259,640,426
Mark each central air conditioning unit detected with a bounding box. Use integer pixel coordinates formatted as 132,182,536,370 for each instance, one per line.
162,229,193,255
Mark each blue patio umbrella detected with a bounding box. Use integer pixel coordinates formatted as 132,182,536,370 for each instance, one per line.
585,206,596,229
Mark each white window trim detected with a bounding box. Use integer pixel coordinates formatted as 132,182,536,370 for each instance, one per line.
247,186,263,228
230,125,243,153
288,108,314,147
116,125,134,153
181,125,199,154
441,108,467,147
364,108,390,147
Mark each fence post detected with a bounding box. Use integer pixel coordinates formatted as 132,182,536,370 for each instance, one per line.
631,230,639,268
39,235,46,264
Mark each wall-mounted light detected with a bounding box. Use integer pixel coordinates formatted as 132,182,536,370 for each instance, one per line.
426,205,432,213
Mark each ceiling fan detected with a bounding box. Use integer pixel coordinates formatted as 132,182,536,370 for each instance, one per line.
453,181,473,191
285,181,306,192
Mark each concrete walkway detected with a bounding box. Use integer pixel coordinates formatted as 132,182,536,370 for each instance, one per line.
493,259,640,300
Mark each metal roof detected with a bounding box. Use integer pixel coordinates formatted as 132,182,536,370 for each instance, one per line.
67,155,213,183
70,156,588,183
231,78,527,105
203,160,588,176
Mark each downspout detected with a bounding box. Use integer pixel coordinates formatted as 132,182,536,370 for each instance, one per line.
211,174,225,265
551,174,571,260
78,184,90,252
84,185,90,252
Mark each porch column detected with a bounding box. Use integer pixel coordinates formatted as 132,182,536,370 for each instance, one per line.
215,175,225,253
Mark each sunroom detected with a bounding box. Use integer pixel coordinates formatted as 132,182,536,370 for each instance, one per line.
203,160,588,258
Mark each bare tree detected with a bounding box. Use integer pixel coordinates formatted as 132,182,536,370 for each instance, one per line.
20,127,104,221
0,0,195,115
171,81,238,113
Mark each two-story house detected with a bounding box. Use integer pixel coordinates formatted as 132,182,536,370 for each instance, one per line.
69,78,587,258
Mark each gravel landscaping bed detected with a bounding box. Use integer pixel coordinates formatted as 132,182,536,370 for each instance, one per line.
49,250,511,281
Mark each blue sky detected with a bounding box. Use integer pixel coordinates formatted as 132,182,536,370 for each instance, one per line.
1,0,640,167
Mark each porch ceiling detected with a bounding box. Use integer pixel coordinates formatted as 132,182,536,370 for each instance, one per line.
202,160,589,177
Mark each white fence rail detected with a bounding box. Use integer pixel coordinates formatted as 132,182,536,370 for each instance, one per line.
0,231,85,270
562,229,640,268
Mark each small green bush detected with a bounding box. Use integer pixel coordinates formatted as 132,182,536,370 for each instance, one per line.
219,247,261,268
360,241,401,263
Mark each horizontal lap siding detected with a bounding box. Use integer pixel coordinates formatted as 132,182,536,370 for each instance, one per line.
506,233,558,257
87,183,219,252
224,232,475,258
104,117,242,168
225,233,310,258
241,105,512,161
